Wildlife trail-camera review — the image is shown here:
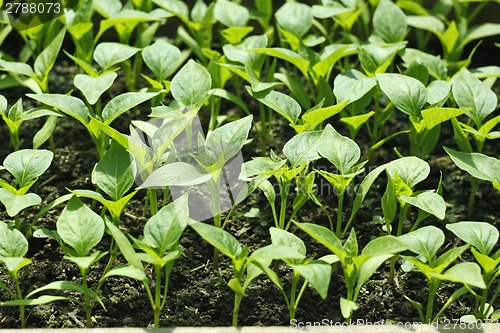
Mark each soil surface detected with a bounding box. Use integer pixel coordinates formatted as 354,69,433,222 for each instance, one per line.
0,56,500,329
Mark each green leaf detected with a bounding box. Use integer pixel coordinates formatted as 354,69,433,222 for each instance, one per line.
282,130,323,166
420,107,467,130
143,194,188,255
223,35,268,68
426,80,450,107
64,251,106,272
406,15,445,35
373,0,408,43
142,39,181,81
105,219,144,272
33,116,58,149
275,1,312,38
220,26,254,44
1,295,73,307
440,21,459,55
340,297,359,319
92,140,135,201
451,68,497,127
3,149,53,188
0,190,41,217
292,261,332,299
228,278,247,296
399,226,444,262
302,102,348,130
190,222,242,260
341,112,375,133
362,235,407,256
27,281,95,299
27,93,89,125
248,48,309,78
56,196,104,257
461,23,500,49
94,43,139,71
0,60,35,77
444,147,500,188
294,222,345,261
355,254,393,296
386,156,430,188
334,69,377,104
433,262,486,289
138,162,211,188
204,115,253,164
102,92,159,124
319,124,360,174
377,73,427,119
74,72,117,105
0,222,28,257
446,222,499,255
270,227,306,256
401,48,447,80
400,191,446,220
214,0,249,27
171,60,212,106
247,88,301,124
33,28,66,80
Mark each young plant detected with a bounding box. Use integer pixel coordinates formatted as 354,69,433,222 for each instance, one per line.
399,226,486,324
295,222,407,322
253,227,333,321
316,124,367,236
0,149,53,235
190,221,304,326
444,147,500,218
0,96,61,150
447,221,500,321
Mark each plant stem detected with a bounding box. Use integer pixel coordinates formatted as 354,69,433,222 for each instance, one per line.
468,178,479,219
232,293,243,326
154,264,162,328
148,189,158,216
13,274,25,328
278,181,290,230
336,191,345,237
81,268,92,328
425,280,439,324
14,214,20,232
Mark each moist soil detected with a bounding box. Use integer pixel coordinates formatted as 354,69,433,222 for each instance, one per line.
0,60,500,329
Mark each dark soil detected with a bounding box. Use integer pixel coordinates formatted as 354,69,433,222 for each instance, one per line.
1,58,500,329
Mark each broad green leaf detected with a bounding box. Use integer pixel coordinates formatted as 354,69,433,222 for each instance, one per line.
373,0,408,43
102,91,159,124
334,69,377,104
64,251,106,271
399,226,444,261
250,245,305,261
434,245,468,273
0,60,35,77
446,222,499,255
92,140,135,201
319,124,360,174
1,257,31,274
205,115,253,164
221,26,254,44
142,39,181,81
190,222,242,260
401,48,447,80
152,0,189,19
3,149,53,188
33,28,66,79
144,194,188,255
386,156,430,188
358,43,404,75
171,60,212,106
340,297,359,319
341,112,375,133
27,281,96,299
275,2,312,38
452,68,497,127
56,196,104,257
27,93,89,125
355,254,393,296
461,23,500,49
444,147,500,189
377,73,427,119
228,278,247,296
138,162,211,188
440,21,459,55
248,48,309,78
270,227,306,256
311,4,351,19
400,191,446,220
294,222,345,261
94,43,139,71
362,235,407,256
283,130,323,166
0,190,41,217
426,80,450,107
406,15,445,35
302,102,348,130
292,261,332,299
434,262,486,289
247,88,301,124
420,107,467,131
0,222,28,257
312,45,351,78
214,0,249,27
223,35,268,68
74,72,117,105
471,248,499,274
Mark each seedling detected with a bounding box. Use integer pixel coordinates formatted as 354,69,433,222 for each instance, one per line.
399,226,486,324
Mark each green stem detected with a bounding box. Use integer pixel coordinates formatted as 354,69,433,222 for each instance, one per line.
468,178,479,219
232,293,243,326
148,189,159,216
425,280,439,324
336,191,345,237
153,264,162,328
81,268,92,328
14,214,20,232
13,274,25,328
278,181,290,230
